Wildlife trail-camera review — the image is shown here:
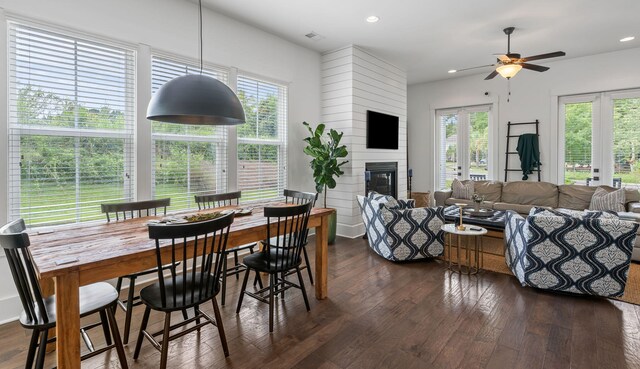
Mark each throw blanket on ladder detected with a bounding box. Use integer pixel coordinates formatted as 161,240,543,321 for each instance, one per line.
516,133,541,180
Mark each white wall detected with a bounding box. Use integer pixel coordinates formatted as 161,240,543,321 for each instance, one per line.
322,45,407,237
0,0,320,323
408,47,640,194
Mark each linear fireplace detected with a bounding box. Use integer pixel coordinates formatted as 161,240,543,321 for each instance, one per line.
365,162,397,198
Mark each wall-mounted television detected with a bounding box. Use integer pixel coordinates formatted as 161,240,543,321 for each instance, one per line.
366,110,399,150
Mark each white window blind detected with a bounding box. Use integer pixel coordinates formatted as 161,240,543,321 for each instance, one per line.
236,75,287,202
8,22,135,227
151,56,228,211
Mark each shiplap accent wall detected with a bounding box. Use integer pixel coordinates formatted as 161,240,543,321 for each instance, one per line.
321,45,408,238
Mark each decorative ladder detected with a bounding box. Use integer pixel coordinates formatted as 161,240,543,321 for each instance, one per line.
504,120,541,182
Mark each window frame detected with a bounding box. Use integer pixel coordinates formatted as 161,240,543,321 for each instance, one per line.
236,72,288,203
7,19,137,226
149,54,230,211
435,104,493,189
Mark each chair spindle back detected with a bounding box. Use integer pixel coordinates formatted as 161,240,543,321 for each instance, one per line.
195,191,241,210
264,202,313,269
147,213,234,308
0,219,48,325
101,198,170,222
283,189,318,244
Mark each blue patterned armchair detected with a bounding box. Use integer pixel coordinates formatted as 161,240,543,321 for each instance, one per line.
357,194,444,261
505,208,638,297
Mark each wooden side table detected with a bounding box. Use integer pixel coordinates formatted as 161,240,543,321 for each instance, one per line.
441,223,487,275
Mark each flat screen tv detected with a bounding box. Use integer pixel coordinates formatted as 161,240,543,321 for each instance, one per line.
366,110,399,150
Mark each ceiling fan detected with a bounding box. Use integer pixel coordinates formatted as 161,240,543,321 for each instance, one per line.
456,27,566,80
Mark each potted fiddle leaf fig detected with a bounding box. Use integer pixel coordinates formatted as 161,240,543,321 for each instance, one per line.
302,122,349,244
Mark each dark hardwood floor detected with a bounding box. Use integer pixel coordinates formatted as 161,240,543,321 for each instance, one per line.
1,236,640,369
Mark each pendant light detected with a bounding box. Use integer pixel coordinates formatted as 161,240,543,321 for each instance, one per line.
146,0,245,125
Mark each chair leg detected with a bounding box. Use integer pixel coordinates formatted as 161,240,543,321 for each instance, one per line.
280,271,285,298
233,250,240,280
123,276,136,344
194,304,201,330
302,246,314,285
253,270,264,289
106,305,129,369
221,253,228,306
35,328,48,369
296,267,311,311
133,306,151,360
236,267,251,314
99,309,112,346
114,277,123,316
269,274,275,333
211,297,229,357
25,330,40,369
159,313,171,369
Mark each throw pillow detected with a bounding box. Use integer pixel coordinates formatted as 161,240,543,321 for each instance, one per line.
452,178,474,200
367,191,400,209
589,187,626,212
529,206,617,219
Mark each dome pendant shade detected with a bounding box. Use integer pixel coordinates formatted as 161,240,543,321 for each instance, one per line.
146,74,246,125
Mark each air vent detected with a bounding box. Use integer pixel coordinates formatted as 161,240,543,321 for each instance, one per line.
305,32,325,41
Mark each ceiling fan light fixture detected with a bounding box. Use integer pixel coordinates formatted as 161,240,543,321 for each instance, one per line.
496,64,522,79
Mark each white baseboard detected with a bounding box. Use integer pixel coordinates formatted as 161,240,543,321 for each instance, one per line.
0,294,22,325
336,222,365,239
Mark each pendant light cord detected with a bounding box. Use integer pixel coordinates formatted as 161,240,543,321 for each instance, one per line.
199,0,203,74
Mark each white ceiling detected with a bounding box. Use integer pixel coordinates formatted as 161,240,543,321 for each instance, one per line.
199,0,640,84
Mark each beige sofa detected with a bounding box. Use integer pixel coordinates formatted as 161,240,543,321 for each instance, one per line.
434,180,640,261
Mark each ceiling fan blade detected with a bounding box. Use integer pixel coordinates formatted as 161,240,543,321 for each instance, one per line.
484,70,499,80
497,54,510,63
455,64,495,72
521,51,566,62
521,63,550,72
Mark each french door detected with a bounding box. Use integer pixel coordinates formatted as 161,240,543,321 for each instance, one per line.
436,105,493,189
559,89,640,189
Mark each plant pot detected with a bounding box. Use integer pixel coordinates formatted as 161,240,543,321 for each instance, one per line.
328,211,337,244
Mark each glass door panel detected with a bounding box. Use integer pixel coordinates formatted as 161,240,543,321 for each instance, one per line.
469,111,489,181
439,113,458,189
563,102,593,185
613,97,640,189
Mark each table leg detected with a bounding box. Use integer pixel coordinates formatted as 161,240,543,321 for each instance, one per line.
55,271,81,369
315,214,329,299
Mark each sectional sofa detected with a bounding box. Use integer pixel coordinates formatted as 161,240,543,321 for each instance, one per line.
434,180,640,261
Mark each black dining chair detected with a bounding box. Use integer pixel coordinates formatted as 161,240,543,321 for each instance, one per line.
133,212,234,369
0,219,128,369
100,198,173,344
194,191,261,305
283,189,318,285
236,202,313,333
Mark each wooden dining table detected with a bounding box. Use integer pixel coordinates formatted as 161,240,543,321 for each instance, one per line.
27,205,335,369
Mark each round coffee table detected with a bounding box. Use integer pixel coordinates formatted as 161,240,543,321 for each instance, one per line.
441,223,487,275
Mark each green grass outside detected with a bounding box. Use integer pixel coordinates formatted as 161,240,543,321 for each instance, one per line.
20,182,283,227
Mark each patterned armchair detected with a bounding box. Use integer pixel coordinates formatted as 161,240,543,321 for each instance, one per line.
505,208,638,297
357,194,444,261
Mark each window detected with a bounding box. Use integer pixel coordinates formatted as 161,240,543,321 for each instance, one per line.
436,105,492,188
151,56,229,211
8,22,135,226
560,90,640,189
236,75,287,202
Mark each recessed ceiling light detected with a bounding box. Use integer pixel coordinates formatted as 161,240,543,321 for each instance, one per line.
448,69,457,74
366,16,379,23
620,36,635,42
